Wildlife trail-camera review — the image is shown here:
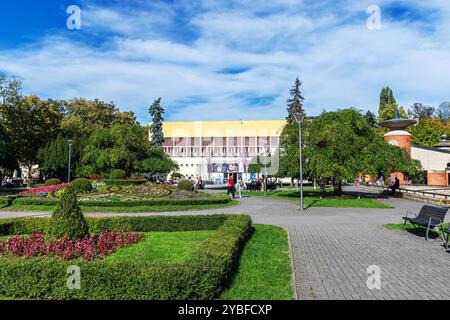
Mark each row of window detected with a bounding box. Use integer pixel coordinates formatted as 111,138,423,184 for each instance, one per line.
163,136,279,147
164,146,276,157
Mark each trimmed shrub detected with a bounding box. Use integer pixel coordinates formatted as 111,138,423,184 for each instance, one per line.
48,187,90,240
100,179,146,186
0,215,229,236
177,179,194,192
0,214,251,300
70,178,92,194
12,194,231,207
110,169,127,179
44,178,62,186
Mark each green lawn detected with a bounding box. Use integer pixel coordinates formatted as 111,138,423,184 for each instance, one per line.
219,224,293,300
382,222,449,237
242,189,392,208
104,230,214,264
0,224,294,300
0,200,239,213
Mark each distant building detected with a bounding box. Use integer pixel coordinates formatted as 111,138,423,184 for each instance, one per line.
411,135,450,186
157,120,285,183
381,112,450,186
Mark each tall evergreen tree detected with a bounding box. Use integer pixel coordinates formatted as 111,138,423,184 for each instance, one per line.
149,98,165,148
364,110,377,127
379,87,396,111
286,77,305,123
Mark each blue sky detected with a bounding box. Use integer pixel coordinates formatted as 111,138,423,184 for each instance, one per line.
0,0,449,123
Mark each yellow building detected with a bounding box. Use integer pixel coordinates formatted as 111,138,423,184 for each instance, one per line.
155,120,286,183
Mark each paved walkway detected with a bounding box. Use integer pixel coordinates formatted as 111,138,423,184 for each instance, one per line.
1,187,449,300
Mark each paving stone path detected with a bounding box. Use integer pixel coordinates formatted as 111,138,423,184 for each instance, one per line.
1,186,449,300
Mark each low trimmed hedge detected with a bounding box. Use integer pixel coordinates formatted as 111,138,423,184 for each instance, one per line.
0,214,252,299
0,197,13,207
11,194,231,207
98,179,147,186
0,215,229,235
44,178,62,186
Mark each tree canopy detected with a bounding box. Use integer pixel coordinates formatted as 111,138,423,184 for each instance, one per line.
303,109,421,193
77,124,176,179
407,118,450,147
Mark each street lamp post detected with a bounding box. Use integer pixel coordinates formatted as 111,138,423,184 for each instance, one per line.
293,112,305,211
67,140,73,183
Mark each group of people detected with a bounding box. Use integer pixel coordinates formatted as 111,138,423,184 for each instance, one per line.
355,174,400,194
226,175,247,199
187,176,205,190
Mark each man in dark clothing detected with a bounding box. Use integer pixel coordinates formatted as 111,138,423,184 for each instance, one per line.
227,175,236,199
390,176,400,194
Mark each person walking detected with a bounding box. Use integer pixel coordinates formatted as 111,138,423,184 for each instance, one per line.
227,174,236,199
237,178,246,199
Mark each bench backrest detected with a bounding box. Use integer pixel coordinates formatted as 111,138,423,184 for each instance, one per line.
418,205,448,222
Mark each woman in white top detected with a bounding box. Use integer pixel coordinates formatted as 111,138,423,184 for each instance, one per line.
237,179,247,198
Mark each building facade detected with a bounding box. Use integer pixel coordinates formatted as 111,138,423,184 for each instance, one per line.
158,120,286,183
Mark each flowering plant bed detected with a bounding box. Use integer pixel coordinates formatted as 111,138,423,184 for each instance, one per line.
0,231,144,261
0,214,251,300
19,183,69,198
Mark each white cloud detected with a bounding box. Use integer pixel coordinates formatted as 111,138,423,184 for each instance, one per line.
0,0,449,122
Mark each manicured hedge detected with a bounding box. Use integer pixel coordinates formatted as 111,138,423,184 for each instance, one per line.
0,214,252,300
0,197,13,207
0,214,230,236
98,179,147,186
12,194,231,207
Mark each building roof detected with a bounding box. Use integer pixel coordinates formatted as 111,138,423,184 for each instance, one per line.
412,144,450,155
160,120,287,138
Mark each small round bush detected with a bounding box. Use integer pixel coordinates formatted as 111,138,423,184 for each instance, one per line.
70,178,92,194
177,179,194,192
110,169,127,179
44,178,62,186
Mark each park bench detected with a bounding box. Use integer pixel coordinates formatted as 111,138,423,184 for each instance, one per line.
402,205,448,241
247,182,261,192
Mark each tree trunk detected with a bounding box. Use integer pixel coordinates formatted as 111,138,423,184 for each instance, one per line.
27,164,33,188
333,180,343,196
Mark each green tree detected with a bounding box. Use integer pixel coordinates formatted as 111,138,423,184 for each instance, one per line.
364,110,377,127
137,147,178,181
78,124,176,179
37,133,83,180
286,78,305,124
379,86,396,112
0,122,17,185
149,98,165,148
378,87,409,122
48,187,89,240
0,78,63,182
60,98,136,136
378,102,408,122
407,118,450,147
305,109,420,194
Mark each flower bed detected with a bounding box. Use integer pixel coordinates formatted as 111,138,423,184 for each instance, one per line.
19,183,69,197
1,231,144,261
0,214,251,300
